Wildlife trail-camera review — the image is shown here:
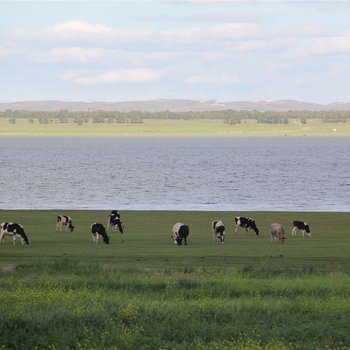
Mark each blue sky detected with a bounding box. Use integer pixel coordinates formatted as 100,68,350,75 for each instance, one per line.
1,0,350,103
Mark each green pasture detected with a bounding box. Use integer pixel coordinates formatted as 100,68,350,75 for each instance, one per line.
1,118,350,137
1,210,350,272
1,210,350,349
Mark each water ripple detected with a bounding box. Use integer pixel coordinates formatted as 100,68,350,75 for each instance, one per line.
1,137,350,211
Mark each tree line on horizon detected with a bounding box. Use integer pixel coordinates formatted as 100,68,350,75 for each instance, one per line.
1,108,350,125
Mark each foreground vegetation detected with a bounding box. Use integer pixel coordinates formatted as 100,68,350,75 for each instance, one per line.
1,210,350,349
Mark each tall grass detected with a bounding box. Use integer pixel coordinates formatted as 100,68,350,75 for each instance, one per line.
1,262,349,350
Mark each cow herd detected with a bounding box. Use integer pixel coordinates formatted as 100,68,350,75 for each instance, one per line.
0,212,311,246
0,210,125,246
172,218,311,245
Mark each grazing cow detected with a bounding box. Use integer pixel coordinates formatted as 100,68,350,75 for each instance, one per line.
0,222,30,245
270,223,286,244
91,223,110,244
292,221,311,237
107,211,124,233
212,220,225,243
172,223,189,246
234,216,259,236
56,215,74,232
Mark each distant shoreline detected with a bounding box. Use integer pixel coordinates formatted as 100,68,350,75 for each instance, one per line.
1,118,350,137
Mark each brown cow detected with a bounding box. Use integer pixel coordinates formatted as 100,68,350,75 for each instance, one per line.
270,223,286,244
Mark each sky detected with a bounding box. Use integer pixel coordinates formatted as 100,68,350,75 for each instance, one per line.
1,0,350,104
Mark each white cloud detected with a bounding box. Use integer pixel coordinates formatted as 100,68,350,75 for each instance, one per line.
62,68,164,85
0,45,15,56
186,73,241,84
46,47,107,63
52,21,111,35
310,32,350,55
8,20,156,45
285,25,330,38
163,22,260,44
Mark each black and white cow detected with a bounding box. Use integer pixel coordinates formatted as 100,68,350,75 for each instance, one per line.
107,210,124,233
234,216,259,236
91,223,110,244
56,215,74,232
172,223,189,246
212,220,225,243
292,221,311,237
270,223,286,244
0,222,30,245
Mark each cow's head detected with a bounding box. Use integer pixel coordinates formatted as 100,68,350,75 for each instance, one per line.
171,234,182,245
103,235,110,244
69,223,75,232
279,236,287,244
216,226,225,243
217,233,224,243
114,219,124,234
16,226,30,244
305,224,311,235
250,221,259,236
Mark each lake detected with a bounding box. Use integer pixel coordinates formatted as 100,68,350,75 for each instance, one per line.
1,137,349,211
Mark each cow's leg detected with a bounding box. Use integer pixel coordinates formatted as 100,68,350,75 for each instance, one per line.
292,227,296,236
56,222,59,231
0,232,4,244
12,235,16,245
302,230,305,237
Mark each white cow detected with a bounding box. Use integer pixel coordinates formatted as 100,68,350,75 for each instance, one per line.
0,222,30,245
56,215,74,232
172,223,189,246
292,221,311,237
212,220,225,243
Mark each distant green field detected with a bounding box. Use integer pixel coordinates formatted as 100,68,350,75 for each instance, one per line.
1,118,350,137
1,210,350,349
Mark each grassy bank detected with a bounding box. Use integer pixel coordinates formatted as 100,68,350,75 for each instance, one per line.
1,118,350,137
1,210,350,349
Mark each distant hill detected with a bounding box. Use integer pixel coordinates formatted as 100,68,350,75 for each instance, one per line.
1,99,350,112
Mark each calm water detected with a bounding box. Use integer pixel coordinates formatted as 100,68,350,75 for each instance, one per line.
1,137,349,211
